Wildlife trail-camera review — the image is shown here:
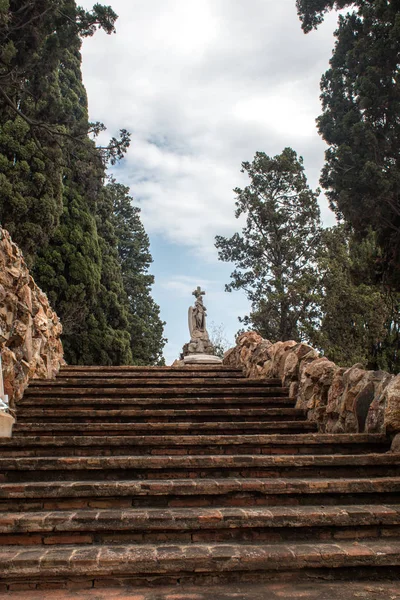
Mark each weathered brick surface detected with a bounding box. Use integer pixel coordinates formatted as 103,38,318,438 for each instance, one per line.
3,581,400,599
0,365,399,591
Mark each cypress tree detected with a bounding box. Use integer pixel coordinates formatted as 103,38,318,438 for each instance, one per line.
0,1,65,262
0,1,164,366
296,0,400,287
33,4,132,365
106,181,166,365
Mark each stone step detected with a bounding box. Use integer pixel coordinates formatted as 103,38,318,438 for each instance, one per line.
13,410,308,426
17,396,294,408
13,415,313,434
15,418,313,434
0,433,388,457
29,377,272,388
0,504,399,546
1,477,399,511
22,386,289,397
17,397,294,413
56,370,248,380
2,581,400,599
1,540,400,584
59,366,244,373
0,434,390,457
18,397,298,417
1,453,399,483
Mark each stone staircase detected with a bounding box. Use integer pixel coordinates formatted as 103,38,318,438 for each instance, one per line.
0,364,399,592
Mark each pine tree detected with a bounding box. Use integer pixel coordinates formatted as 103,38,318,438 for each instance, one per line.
216,148,322,342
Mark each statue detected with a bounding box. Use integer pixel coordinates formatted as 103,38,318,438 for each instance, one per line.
181,286,220,362
189,286,206,336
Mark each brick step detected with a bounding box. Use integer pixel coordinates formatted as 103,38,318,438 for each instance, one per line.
1,477,399,511
56,370,248,380
59,366,244,373
1,540,400,584
0,434,388,458
15,420,317,434
1,505,399,546
13,417,317,434
3,581,400,598
16,416,313,431
22,386,289,398
4,432,390,457
17,399,295,414
0,434,390,458
1,453,399,483
14,413,310,435
17,398,298,418
29,377,272,388
17,396,293,411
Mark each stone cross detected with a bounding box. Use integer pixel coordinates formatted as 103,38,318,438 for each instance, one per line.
192,286,205,300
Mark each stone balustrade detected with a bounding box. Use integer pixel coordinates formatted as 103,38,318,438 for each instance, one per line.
223,331,400,436
0,227,64,413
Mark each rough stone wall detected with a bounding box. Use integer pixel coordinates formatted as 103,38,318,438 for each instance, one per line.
223,331,400,435
0,228,64,410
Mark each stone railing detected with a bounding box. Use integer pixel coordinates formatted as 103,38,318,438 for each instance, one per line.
0,227,64,414
223,332,400,437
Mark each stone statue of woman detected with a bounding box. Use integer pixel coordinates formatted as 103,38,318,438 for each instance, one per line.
181,285,219,360
188,286,207,337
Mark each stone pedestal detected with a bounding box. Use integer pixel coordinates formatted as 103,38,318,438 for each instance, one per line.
0,412,15,437
184,354,222,364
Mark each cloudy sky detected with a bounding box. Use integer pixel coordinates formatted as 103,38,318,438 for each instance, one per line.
79,0,340,364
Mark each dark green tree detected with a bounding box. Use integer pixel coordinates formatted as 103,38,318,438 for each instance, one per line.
106,181,167,365
0,0,165,366
296,0,400,287
84,184,133,366
31,3,131,365
216,148,322,342
32,25,103,363
296,1,354,33
0,1,129,264
310,226,389,367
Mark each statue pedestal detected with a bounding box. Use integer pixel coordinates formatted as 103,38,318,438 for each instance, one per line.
183,354,222,365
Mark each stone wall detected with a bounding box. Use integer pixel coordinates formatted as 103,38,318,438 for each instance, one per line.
223,332,400,436
0,228,64,411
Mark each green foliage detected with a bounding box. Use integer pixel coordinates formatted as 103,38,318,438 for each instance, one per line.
106,181,167,366
297,0,400,288
216,148,322,342
309,226,400,372
76,3,118,36
0,1,129,263
310,226,389,367
0,0,164,366
296,0,354,33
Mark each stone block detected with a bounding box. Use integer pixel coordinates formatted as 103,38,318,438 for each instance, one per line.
0,412,15,437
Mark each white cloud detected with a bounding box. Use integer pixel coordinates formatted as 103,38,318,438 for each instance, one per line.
160,276,215,298
78,0,342,360
80,0,339,257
